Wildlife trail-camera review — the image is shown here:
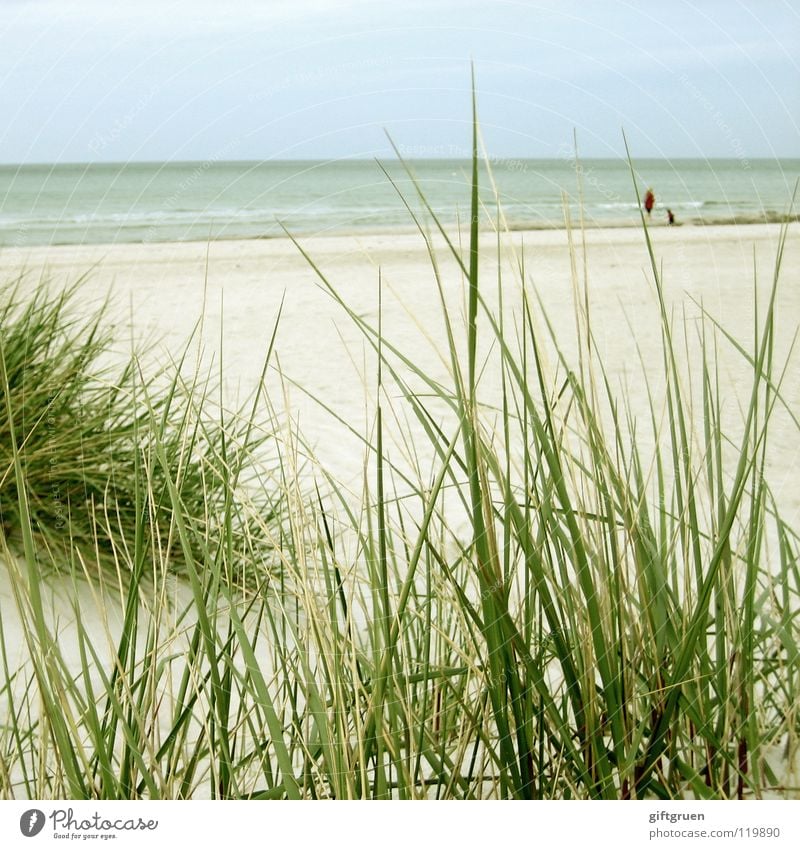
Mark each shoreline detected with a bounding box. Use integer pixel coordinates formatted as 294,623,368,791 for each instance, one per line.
1,218,795,259
2,214,798,252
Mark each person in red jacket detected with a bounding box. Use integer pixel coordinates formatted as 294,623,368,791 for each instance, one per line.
644,188,655,216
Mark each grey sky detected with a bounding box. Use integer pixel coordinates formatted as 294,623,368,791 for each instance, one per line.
0,0,797,162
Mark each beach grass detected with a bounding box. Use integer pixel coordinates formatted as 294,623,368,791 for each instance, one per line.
0,274,282,588
0,102,798,799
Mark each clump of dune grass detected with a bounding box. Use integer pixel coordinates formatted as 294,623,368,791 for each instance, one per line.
0,274,281,585
0,91,798,799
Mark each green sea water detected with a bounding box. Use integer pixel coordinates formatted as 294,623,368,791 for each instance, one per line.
0,157,797,247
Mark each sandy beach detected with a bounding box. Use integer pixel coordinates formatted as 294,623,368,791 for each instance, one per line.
2,220,799,799
1,221,797,517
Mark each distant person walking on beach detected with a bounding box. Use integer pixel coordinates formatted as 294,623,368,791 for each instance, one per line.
644,188,655,217
667,208,675,225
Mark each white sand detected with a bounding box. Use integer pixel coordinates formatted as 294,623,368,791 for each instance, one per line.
2,222,798,516
1,222,798,794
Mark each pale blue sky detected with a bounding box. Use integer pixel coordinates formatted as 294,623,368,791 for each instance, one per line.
0,0,797,163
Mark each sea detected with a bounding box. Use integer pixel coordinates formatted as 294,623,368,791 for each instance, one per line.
0,157,797,248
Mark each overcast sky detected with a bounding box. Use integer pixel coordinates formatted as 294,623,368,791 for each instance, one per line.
0,0,797,163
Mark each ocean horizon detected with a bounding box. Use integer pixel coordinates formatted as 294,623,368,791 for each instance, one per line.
1,157,797,248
